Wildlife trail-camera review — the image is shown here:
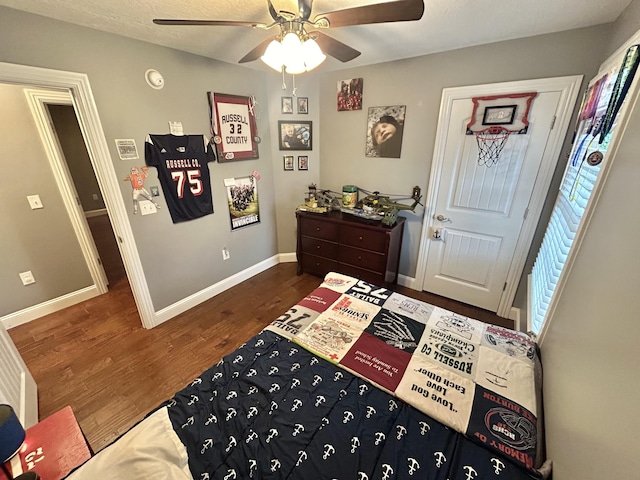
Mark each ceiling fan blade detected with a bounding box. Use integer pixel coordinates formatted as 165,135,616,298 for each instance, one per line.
153,19,267,28
312,0,424,28
267,0,283,22
299,0,313,21
312,32,361,63
238,37,276,63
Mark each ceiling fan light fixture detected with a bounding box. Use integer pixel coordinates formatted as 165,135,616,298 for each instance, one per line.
285,60,307,75
281,32,303,58
261,30,327,74
301,37,326,71
261,39,284,71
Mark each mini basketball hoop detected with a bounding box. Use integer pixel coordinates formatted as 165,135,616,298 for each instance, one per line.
474,126,513,167
466,92,538,167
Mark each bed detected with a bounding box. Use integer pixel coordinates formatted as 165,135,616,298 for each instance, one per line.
67,272,548,479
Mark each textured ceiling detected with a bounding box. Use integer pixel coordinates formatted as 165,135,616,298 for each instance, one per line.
0,0,632,71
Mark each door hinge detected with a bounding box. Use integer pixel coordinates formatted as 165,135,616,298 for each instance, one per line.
503,282,507,292
523,207,529,220
550,115,556,130
97,257,102,266
76,196,81,206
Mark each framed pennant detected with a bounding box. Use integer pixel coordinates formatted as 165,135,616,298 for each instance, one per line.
208,92,259,162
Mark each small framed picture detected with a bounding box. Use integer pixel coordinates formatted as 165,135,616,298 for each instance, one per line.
298,155,309,170
297,97,308,114
281,96,293,114
279,121,312,150
482,105,517,125
283,155,294,171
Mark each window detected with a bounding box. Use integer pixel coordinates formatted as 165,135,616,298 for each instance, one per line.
529,45,639,337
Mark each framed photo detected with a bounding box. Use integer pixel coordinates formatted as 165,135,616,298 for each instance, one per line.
482,105,517,126
281,96,293,114
226,175,260,230
208,92,259,162
297,97,308,114
283,155,294,171
298,155,309,170
365,105,406,158
337,78,364,111
278,121,312,150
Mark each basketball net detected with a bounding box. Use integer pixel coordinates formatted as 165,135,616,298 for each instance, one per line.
474,126,512,167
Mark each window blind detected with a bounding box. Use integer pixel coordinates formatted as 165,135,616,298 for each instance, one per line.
530,146,602,335
528,43,639,335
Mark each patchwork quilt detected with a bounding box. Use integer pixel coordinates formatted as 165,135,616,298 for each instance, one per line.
267,272,543,473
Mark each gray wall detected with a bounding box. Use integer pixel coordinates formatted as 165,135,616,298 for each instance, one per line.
266,74,321,253
540,0,640,477
0,84,92,315
0,6,278,312
316,26,611,283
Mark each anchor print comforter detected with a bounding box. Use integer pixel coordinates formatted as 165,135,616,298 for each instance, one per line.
67,272,545,480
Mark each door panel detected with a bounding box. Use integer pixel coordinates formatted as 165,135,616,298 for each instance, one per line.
423,91,561,311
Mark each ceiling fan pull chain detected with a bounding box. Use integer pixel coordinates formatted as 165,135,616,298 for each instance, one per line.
281,67,287,90
292,74,297,96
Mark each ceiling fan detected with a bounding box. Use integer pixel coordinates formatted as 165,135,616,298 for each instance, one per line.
153,0,425,71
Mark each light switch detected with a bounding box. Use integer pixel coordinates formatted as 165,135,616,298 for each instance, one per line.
139,200,157,216
19,271,35,285
27,195,44,210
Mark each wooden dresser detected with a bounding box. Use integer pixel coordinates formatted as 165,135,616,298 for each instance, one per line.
296,210,405,285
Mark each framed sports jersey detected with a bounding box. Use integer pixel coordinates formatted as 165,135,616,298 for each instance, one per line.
226,175,260,230
208,92,259,162
145,134,216,223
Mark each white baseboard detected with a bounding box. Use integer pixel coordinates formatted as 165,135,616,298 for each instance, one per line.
397,273,416,289
2,285,100,330
510,307,521,331
153,255,281,327
278,252,297,263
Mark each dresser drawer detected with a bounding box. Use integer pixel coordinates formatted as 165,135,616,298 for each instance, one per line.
338,245,386,272
301,236,339,260
337,263,385,286
340,224,387,252
300,217,339,241
301,254,339,277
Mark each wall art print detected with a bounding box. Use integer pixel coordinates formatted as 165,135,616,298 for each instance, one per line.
226,175,260,230
365,105,406,158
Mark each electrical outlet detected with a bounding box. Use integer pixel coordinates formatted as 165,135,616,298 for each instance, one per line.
92,193,99,201
19,271,35,285
222,247,230,261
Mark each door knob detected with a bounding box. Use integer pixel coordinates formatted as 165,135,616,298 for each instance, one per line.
435,214,451,222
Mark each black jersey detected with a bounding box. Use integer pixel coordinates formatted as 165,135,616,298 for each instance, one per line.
145,134,216,223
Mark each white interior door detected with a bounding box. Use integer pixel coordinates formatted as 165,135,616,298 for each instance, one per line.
421,84,571,312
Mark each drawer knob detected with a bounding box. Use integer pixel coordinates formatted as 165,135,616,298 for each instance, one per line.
358,236,363,241
316,245,321,249
316,227,321,231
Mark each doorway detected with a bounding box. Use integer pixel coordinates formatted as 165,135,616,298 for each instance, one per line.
415,76,583,318
0,61,156,329
46,103,126,287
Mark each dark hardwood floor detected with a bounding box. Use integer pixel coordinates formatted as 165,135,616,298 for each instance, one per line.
9,221,511,453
